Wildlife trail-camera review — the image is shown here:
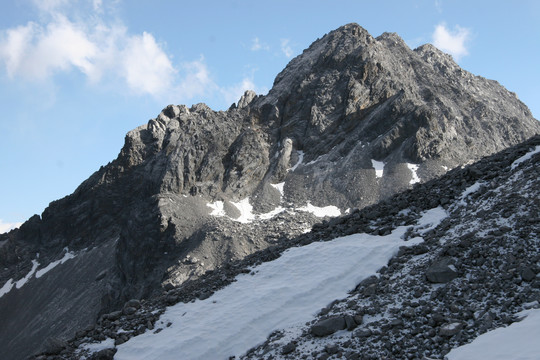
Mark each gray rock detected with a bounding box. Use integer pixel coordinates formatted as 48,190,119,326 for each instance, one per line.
123,307,137,315
439,322,463,337
281,342,296,355
344,315,358,331
521,267,536,282
426,258,459,283
105,310,122,321
311,316,347,337
89,348,117,360
125,299,141,309
325,344,339,354
354,328,372,338
42,337,67,355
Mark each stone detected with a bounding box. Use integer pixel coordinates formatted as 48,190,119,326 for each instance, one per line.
439,322,463,337
105,310,122,321
344,315,358,331
354,328,372,338
42,337,67,355
426,258,459,283
125,299,141,309
89,348,117,360
282,342,296,355
325,344,339,355
123,307,137,316
521,267,536,282
311,317,347,337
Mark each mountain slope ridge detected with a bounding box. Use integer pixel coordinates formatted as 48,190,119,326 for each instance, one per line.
0,23,539,359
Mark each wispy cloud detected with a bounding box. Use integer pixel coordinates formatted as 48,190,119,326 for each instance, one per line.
432,23,471,60
435,0,443,13
0,219,22,234
0,0,215,102
221,76,268,107
280,38,293,58
251,37,269,51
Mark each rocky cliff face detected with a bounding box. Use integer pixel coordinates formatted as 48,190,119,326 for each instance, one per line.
0,23,539,359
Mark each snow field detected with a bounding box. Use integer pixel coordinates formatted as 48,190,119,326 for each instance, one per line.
115,207,447,360
447,309,540,360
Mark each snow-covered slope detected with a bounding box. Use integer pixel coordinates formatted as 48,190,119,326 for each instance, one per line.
63,135,539,360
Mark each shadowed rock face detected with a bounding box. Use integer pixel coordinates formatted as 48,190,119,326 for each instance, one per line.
0,23,539,359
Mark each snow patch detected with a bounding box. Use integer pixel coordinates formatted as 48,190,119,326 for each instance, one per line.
459,181,485,206
35,248,76,278
0,278,14,298
406,163,420,184
81,338,116,354
297,202,341,217
15,259,39,289
416,206,447,234
447,308,540,360
258,207,286,220
290,150,304,171
115,224,425,360
511,145,540,170
207,201,226,217
230,198,255,223
371,159,384,178
270,182,285,197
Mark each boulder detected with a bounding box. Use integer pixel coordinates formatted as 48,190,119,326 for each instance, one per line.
426,258,459,283
311,316,346,337
439,322,463,337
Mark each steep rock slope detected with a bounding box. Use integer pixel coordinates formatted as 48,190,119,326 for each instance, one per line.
60,135,540,360
1,23,539,359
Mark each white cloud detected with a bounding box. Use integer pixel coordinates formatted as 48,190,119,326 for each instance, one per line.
251,37,269,51
32,0,69,13
0,220,22,234
0,1,216,101
0,16,97,80
221,76,269,107
121,32,176,95
432,23,471,60
174,57,217,100
280,38,293,58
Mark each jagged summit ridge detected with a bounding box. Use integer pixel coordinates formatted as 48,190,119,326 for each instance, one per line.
0,23,539,360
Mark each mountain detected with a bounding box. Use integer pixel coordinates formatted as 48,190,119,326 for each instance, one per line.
0,23,539,359
43,134,540,359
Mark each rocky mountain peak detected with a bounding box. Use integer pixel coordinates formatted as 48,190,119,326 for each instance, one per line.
1,23,539,360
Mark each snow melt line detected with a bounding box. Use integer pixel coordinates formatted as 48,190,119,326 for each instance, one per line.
115,207,446,360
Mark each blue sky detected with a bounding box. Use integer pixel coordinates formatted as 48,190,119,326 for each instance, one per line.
0,0,539,232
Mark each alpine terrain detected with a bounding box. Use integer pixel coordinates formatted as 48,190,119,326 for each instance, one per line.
0,23,539,359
